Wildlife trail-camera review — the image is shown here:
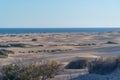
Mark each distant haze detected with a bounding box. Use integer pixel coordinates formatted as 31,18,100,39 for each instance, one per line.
0,0,120,28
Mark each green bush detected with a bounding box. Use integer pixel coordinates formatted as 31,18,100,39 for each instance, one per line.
2,61,63,80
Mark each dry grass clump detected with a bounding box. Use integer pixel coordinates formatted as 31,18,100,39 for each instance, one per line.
89,57,120,75
65,57,120,75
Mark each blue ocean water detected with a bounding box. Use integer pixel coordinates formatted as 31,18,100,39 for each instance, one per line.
0,28,120,34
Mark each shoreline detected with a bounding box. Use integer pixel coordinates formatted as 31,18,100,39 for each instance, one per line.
0,28,120,34
0,31,119,35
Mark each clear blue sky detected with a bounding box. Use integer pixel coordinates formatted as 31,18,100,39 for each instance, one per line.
0,0,120,28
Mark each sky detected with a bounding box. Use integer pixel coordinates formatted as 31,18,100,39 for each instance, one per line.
0,0,120,28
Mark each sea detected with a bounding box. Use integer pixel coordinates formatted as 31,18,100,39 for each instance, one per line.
0,28,120,34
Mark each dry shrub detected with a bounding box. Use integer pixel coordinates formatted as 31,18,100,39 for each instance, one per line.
1,61,63,80
89,57,120,75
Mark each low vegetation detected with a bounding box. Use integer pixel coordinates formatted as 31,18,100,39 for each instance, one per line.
1,61,63,80
0,43,43,48
32,38,38,41
65,56,120,75
19,49,72,53
0,49,14,58
89,57,120,75
65,59,89,69
74,43,96,46
0,43,27,48
50,43,96,46
106,41,118,44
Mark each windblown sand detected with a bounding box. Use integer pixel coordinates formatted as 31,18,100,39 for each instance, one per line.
0,32,120,65
0,32,120,80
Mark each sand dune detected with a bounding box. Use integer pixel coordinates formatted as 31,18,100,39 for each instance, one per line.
0,32,120,80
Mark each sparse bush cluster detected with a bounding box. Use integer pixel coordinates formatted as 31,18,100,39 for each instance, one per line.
19,49,72,53
50,43,96,46
89,57,120,75
33,49,71,53
0,43,43,48
0,43,27,48
0,49,14,58
74,43,96,46
1,61,63,80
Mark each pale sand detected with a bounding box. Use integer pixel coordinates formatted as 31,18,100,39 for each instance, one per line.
1,32,120,80
0,32,120,66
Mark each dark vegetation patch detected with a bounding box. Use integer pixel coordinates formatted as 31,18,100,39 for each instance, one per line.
74,43,96,46
32,38,38,41
0,43,43,48
0,49,14,58
0,43,28,48
89,57,120,75
27,49,72,53
9,35,16,37
65,59,89,69
106,41,118,44
50,43,96,46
